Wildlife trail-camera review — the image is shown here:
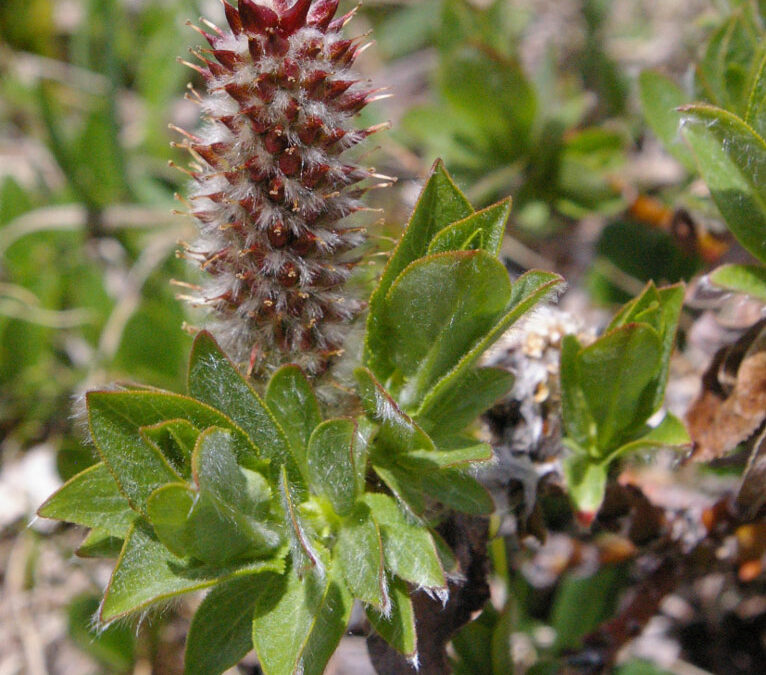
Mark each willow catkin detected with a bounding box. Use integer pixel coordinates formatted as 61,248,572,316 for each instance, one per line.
176,0,390,376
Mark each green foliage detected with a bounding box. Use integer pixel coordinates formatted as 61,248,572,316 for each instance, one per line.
67,594,136,672
680,104,766,263
560,283,689,514
709,263,766,300
39,164,552,674
451,601,514,675
398,0,626,216
639,4,766,274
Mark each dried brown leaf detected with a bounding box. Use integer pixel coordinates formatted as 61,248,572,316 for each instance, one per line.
686,319,766,461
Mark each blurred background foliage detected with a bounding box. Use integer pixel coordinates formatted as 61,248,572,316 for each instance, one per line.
1,0,764,672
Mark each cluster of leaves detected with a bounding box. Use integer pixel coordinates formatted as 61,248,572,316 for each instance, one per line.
560,282,689,516
640,2,766,296
390,0,627,223
39,162,563,675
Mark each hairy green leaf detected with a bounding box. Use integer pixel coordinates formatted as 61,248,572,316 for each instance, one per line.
400,441,493,472
38,462,135,537
608,412,691,461
101,519,282,621
364,493,446,590
355,367,435,455
560,334,593,450
265,364,322,476
146,483,195,557
365,160,473,379
307,418,359,517
416,270,564,418
251,561,352,675
367,576,417,658
384,250,511,408
75,529,125,559
140,419,200,480
86,390,256,511
415,366,514,438
427,198,511,255
562,454,608,517
369,461,426,517
337,503,388,610
187,331,299,485
420,468,494,515
577,323,663,452
185,574,260,675
680,103,766,263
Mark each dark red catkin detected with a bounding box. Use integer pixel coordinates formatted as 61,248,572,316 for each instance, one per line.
176,0,391,375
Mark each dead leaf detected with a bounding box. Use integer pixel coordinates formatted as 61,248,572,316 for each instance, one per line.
686,319,766,462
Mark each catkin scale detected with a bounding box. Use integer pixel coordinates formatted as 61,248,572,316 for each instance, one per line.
177,0,389,375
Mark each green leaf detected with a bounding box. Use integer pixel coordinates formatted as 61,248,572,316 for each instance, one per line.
696,10,761,113
188,429,281,564
451,604,497,674
38,462,135,537
616,661,675,675
369,461,426,517
75,529,125,559
367,576,417,658
638,70,696,171
185,574,260,675
384,250,511,408
562,454,608,516
439,45,536,162
307,418,359,517
146,483,195,558
0,176,33,226
400,441,493,471
365,160,473,379
87,390,256,511
415,270,564,418
680,103,766,263
364,493,446,590
427,198,511,256
187,331,298,485
279,465,321,573
68,594,135,672
451,601,514,675
551,565,625,650
709,263,766,300
577,323,662,452
560,334,593,450
609,283,684,418
647,284,684,413
420,468,495,515
607,281,663,331
337,503,388,610
355,367,435,455
415,366,514,438
192,427,260,514
265,364,322,475
101,519,281,622
745,47,766,139
140,419,200,480
609,412,691,460
251,560,352,675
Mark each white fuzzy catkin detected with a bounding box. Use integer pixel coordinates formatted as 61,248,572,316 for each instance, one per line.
177,0,390,375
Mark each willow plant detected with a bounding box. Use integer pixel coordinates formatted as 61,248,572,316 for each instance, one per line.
39,2,564,673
